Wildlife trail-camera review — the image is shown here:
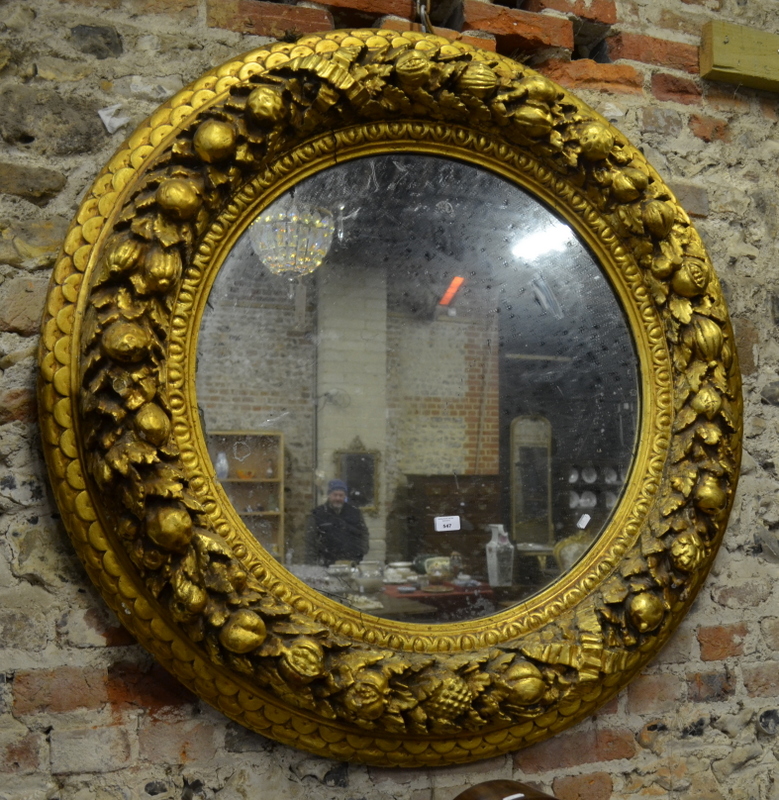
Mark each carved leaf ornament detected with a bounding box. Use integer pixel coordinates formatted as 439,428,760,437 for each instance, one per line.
39,30,741,766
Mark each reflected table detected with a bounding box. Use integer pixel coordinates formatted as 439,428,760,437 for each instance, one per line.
382,582,496,620
515,542,556,570
288,565,497,621
368,595,438,621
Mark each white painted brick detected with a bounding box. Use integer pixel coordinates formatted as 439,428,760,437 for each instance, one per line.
49,726,134,775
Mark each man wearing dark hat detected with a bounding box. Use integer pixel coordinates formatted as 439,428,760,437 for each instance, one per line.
305,479,370,566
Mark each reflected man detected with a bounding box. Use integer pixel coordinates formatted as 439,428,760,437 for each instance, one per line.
305,479,370,565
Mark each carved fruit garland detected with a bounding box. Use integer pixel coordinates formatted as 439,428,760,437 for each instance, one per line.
39,29,741,763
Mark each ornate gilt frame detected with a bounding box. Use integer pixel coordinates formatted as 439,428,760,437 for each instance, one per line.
38,30,741,766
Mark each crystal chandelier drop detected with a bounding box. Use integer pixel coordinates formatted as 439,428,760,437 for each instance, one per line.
248,200,335,277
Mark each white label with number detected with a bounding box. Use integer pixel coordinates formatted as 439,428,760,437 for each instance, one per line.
434,516,461,532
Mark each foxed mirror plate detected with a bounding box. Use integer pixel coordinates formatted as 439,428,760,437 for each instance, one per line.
196,154,639,623
39,30,741,766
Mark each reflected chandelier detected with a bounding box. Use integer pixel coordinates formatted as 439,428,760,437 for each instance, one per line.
248,200,335,277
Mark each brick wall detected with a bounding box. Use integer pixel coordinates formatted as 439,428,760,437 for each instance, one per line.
197,239,318,558
387,312,500,475
3,0,779,798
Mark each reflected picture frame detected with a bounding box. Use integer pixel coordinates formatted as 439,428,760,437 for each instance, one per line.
38,30,741,766
334,438,380,516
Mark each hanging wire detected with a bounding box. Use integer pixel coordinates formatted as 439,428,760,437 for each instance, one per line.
416,0,433,32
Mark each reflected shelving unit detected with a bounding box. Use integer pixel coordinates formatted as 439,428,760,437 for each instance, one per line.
403,474,502,577
561,460,627,536
207,431,285,560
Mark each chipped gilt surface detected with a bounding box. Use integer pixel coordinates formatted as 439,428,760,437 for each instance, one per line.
37,30,741,766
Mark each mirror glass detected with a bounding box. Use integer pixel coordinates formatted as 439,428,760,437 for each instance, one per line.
196,154,639,623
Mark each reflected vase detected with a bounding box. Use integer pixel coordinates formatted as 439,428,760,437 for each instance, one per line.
486,524,514,587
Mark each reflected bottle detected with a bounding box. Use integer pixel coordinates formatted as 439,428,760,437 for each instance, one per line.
486,524,514,587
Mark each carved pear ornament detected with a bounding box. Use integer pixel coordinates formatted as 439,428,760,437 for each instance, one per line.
38,30,741,766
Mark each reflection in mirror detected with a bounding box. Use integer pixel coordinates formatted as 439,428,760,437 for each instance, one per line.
334,440,379,514
511,416,553,547
196,154,638,624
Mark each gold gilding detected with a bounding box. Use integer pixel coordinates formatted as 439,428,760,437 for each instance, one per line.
246,86,286,126
38,29,742,766
156,178,202,221
193,120,237,163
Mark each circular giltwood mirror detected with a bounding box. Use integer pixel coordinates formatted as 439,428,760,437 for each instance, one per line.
39,30,741,766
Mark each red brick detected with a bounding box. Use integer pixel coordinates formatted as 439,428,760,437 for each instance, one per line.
554,772,614,800
516,728,594,772
13,667,108,715
0,388,36,424
1,731,42,774
687,668,735,702
657,622,695,663
697,623,747,660
206,0,334,37
524,0,617,25
595,694,620,716
704,83,751,113
651,73,702,105
743,662,779,697
322,0,413,18
380,18,497,51
759,96,779,121
537,58,644,94
626,672,684,714
688,112,731,142
106,662,196,714
595,728,636,760
607,33,699,74
83,607,136,647
514,727,635,772
462,0,574,53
